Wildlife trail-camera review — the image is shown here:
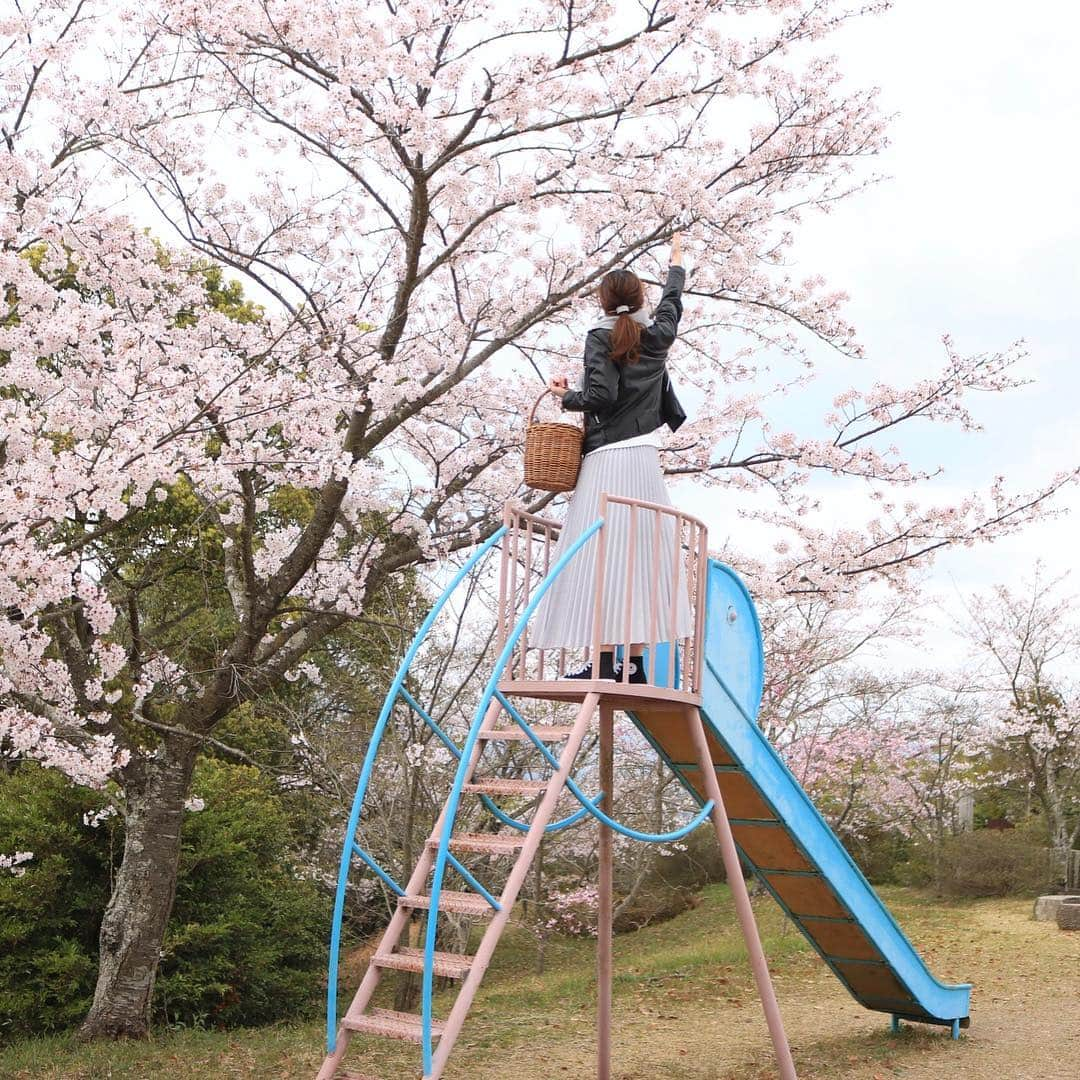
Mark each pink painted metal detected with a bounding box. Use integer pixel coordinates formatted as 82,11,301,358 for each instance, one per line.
479,724,575,742
319,631,597,1080
497,506,565,682
619,502,638,684
666,512,682,687
509,513,520,663
647,503,661,681
496,504,511,653
589,494,610,668
501,494,708,693
520,517,533,681
693,519,709,694
597,700,615,1080
374,948,473,979
399,891,495,917
685,703,798,1080
442,833,527,855
462,777,548,796
427,692,601,1079
498,497,708,692
343,1006,445,1043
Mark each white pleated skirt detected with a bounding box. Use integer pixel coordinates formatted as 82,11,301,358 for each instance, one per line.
530,445,693,650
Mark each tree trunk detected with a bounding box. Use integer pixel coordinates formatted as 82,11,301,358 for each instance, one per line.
1030,747,1072,884
79,740,198,1039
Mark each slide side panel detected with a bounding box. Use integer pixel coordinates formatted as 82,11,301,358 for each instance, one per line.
628,560,971,1028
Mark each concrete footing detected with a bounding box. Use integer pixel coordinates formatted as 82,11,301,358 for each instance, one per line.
1033,894,1080,921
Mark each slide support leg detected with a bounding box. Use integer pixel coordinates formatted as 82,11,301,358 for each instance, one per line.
891,1015,901,1034
686,706,798,1080
597,700,614,1080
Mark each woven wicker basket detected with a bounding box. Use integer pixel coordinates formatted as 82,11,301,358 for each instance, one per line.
1057,897,1080,931
524,390,583,492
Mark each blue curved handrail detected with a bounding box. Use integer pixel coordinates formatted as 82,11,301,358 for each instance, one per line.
484,792,599,834
398,685,602,833
493,691,714,843
420,518,605,1076
325,526,507,1053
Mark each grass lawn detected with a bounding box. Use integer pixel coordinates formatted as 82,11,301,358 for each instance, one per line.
1,885,1076,1079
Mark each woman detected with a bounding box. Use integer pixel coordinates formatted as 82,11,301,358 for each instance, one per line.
530,233,693,683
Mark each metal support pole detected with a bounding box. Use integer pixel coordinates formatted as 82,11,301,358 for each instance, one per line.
685,706,798,1080
597,700,614,1080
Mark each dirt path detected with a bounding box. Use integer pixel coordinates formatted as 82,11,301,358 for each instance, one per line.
453,895,1080,1080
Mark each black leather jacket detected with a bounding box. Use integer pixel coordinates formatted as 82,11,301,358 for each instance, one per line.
561,265,688,454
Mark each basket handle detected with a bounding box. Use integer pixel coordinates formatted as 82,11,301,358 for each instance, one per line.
529,388,584,428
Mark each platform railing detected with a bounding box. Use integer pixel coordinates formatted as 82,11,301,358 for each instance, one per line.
497,496,709,695
496,504,566,680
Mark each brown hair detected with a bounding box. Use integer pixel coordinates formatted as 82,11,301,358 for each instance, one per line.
598,269,645,365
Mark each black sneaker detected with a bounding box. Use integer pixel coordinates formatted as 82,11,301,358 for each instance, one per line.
559,653,616,680
613,657,649,685
559,658,595,680
559,654,649,684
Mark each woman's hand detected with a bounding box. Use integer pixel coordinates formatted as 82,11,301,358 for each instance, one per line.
548,377,569,398
670,231,683,267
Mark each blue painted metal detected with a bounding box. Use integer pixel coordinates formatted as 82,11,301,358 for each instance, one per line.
587,798,714,843
642,640,680,689
492,690,709,842
420,518,606,1077
624,559,972,1033
325,525,507,1054
399,686,461,758
445,852,501,911
482,791,596,835
350,843,405,898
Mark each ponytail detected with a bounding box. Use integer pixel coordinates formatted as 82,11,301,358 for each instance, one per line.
610,315,642,366
598,269,646,366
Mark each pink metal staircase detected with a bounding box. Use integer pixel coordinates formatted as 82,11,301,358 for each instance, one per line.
317,691,601,1079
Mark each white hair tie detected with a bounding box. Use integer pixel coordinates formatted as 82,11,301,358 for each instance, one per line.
615,304,630,313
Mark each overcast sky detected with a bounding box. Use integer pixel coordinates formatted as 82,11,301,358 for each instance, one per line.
683,0,1080,667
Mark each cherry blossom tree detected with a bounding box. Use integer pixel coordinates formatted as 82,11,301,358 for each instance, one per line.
960,567,1080,871
3,0,1077,1039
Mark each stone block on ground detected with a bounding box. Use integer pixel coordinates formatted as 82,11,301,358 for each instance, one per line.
1057,898,1080,931
1032,895,1080,922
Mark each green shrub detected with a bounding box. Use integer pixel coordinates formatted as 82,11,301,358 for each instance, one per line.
0,764,112,1040
155,758,330,1028
612,829,726,932
892,844,936,888
0,757,331,1039
841,828,913,885
934,826,1054,898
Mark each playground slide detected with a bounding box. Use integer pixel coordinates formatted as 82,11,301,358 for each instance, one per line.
627,559,972,1035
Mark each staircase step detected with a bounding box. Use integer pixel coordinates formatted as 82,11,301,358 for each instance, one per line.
399,890,496,916
463,777,548,796
480,725,575,742
443,832,527,855
374,946,473,978
342,1006,444,1044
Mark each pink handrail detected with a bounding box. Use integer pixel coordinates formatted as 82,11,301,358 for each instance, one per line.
498,497,707,694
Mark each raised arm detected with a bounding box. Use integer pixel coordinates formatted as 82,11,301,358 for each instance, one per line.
652,262,686,348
